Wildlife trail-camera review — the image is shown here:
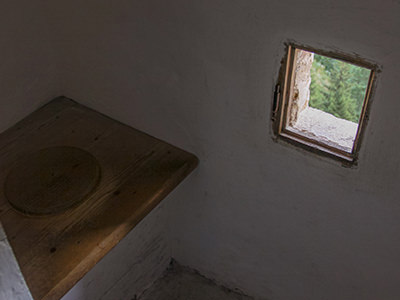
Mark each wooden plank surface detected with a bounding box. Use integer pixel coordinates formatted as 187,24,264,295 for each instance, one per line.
5,146,101,216
0,97,198,300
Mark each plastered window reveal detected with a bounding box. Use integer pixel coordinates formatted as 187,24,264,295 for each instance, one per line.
272,45,375,163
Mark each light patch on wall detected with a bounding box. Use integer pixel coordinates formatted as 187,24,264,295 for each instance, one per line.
272,44,376,164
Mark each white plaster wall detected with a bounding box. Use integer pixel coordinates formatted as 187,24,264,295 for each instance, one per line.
0,1,398,299
0,3,175,298
1,193,171,300
62,199,172,300
0,2,177,299
0,2,62,298
56,1,400,300
0,224,32,300
0,1,61,133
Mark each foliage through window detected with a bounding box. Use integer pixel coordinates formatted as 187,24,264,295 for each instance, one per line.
309,54,370,123
272,44,375,164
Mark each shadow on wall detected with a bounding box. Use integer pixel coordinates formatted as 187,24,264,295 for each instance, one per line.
60,202,171,300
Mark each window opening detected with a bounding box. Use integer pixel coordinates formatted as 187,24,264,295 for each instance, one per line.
272,44,375,163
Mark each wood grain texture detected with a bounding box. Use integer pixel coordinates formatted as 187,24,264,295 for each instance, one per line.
62,199,171,300
0,97,198,300
5,146,101,216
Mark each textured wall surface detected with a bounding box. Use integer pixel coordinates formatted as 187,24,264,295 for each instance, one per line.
1,1,400,300
0,1,61,134
56,1,400,300
0,197,171,300
289,50,314,125
62,200,172,300
0,2,61,298
0,225,32,300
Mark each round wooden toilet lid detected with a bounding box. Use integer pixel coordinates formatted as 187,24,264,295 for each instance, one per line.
4,146,101,216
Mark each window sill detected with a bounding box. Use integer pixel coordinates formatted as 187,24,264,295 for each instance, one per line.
287,107,358,153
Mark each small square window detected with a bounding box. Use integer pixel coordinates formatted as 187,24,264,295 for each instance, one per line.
272,44,376,163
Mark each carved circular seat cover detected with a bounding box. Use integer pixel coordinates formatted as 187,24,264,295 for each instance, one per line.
4,146,101,216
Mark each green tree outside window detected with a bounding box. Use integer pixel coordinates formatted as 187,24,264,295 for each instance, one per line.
309,54,370,123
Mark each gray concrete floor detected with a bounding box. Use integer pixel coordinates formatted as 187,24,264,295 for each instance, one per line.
139,261,253,300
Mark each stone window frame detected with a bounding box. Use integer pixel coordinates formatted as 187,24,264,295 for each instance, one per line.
271,43,377,165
